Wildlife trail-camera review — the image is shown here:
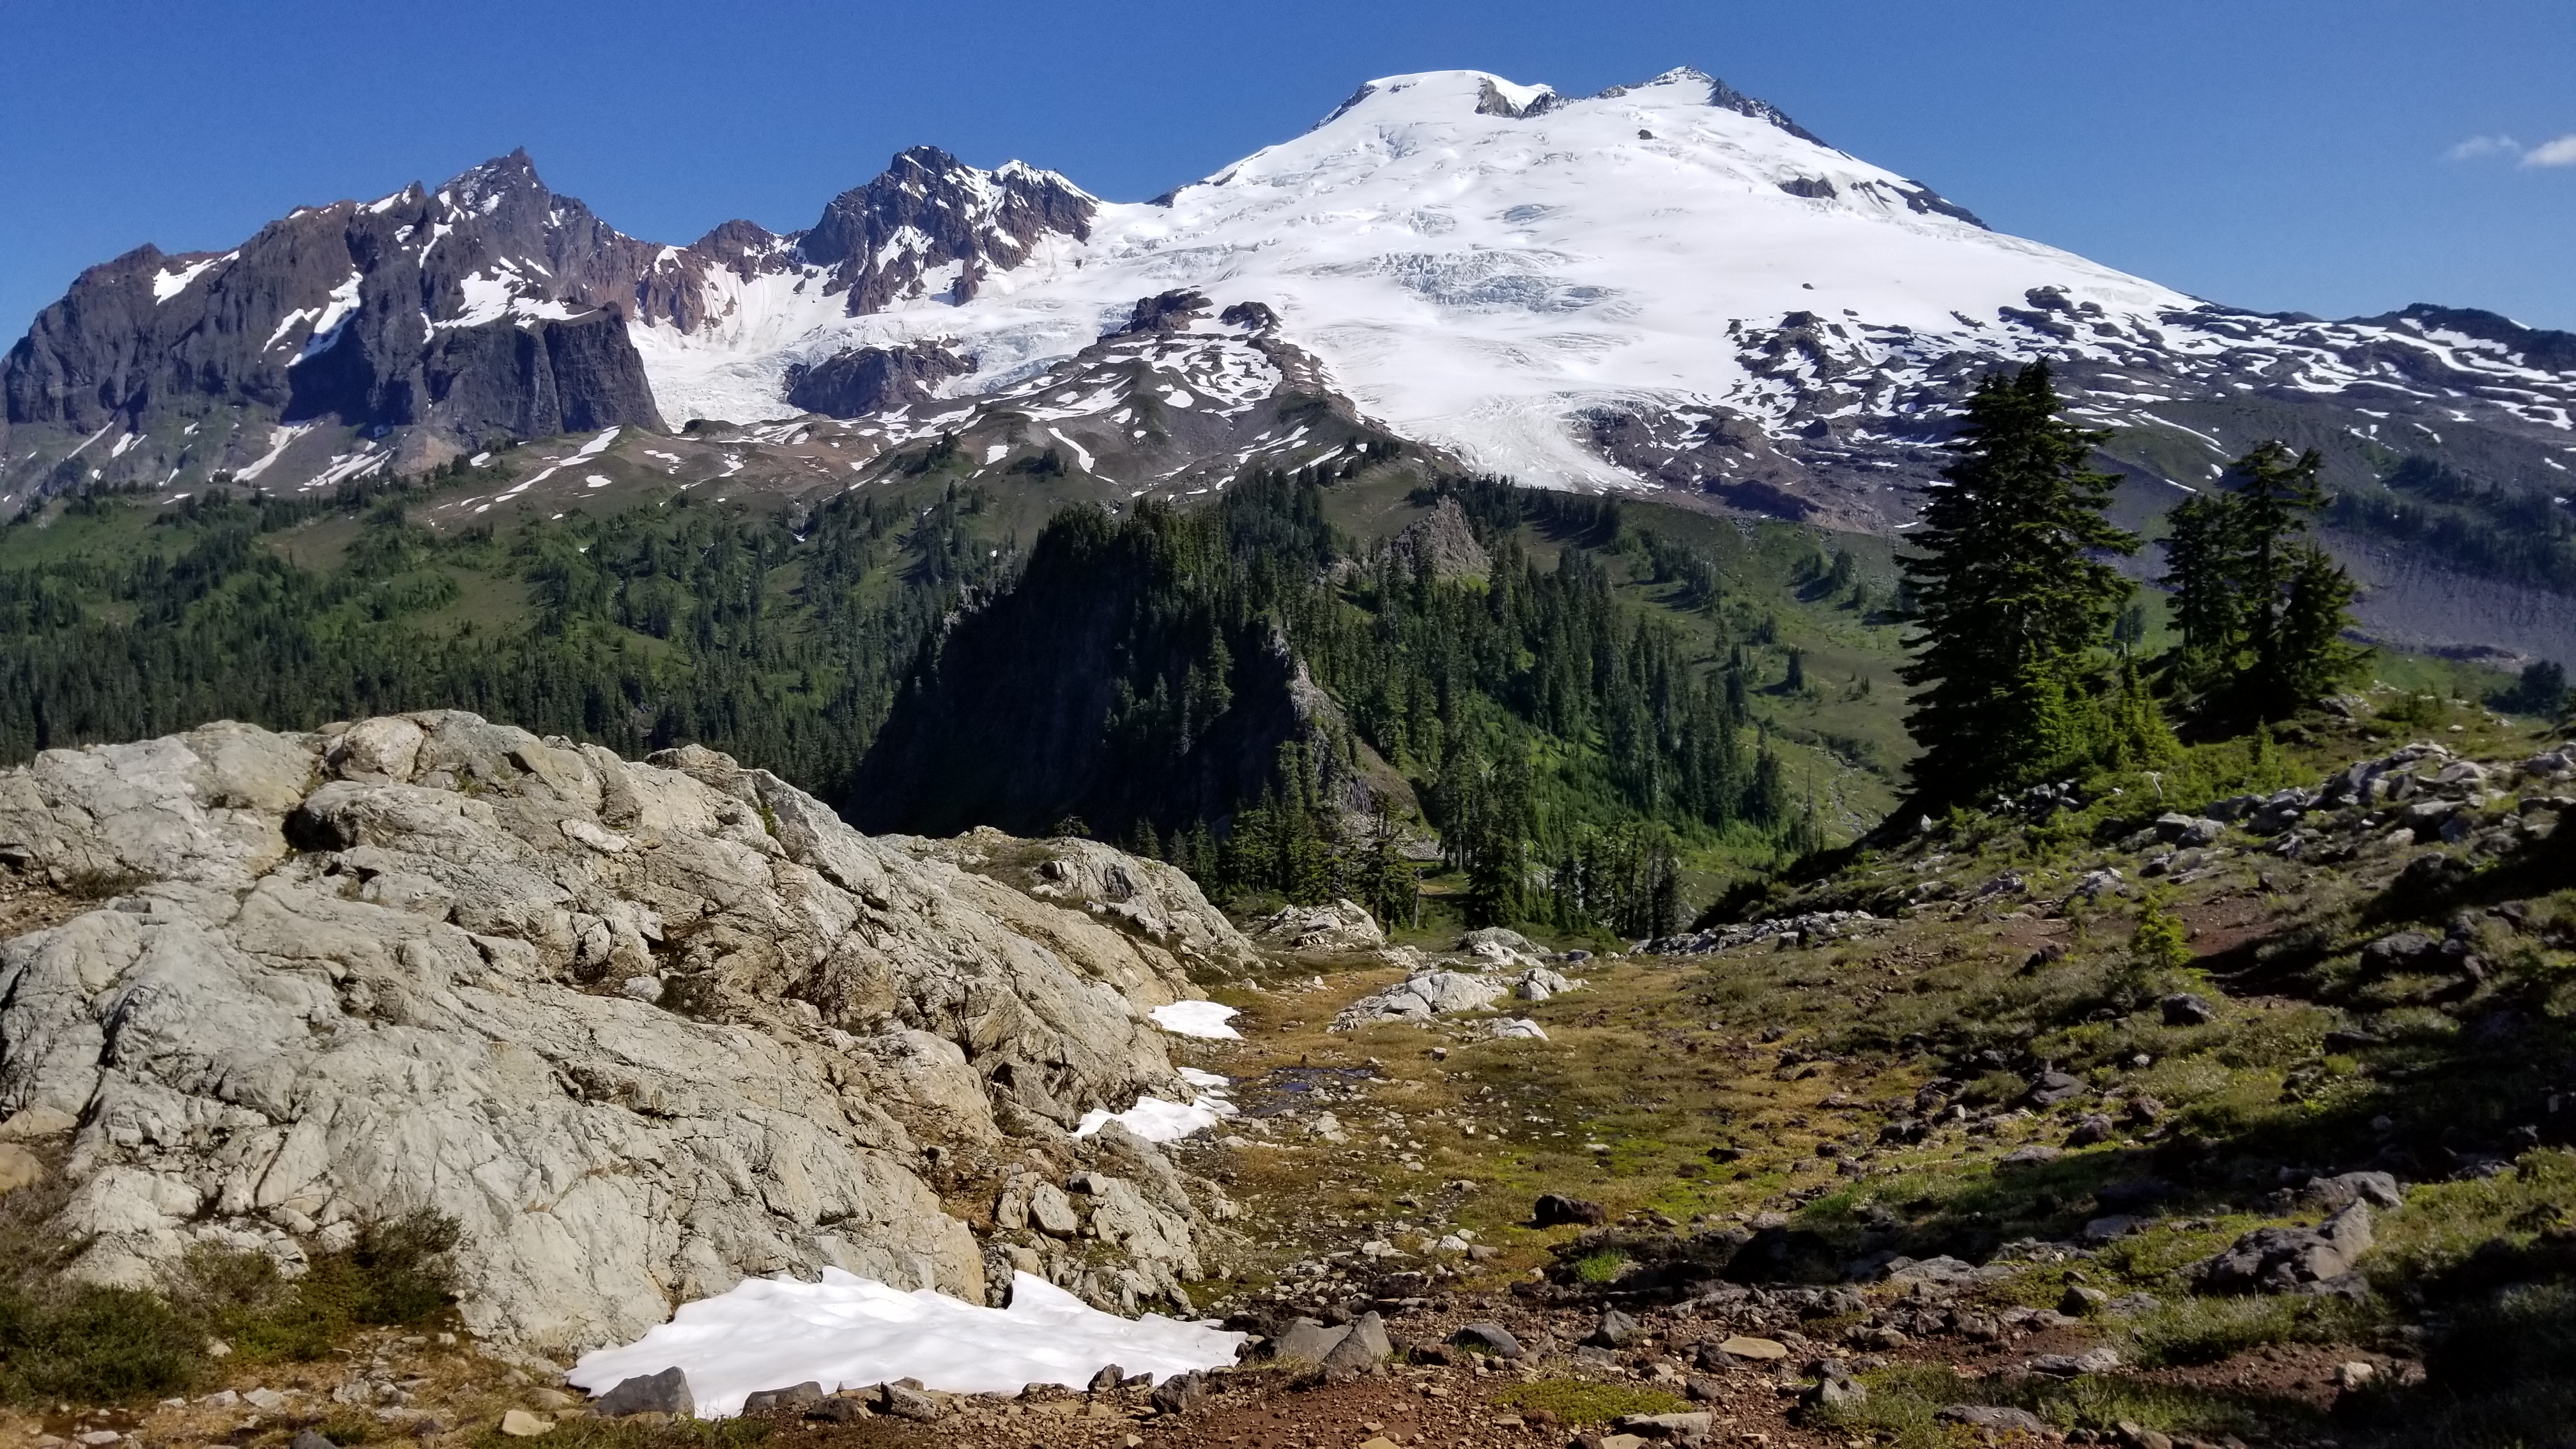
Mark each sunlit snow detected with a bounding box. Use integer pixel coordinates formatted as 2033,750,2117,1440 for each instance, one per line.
567,1271,1245,1418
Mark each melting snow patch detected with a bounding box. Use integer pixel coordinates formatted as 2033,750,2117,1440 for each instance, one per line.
1149,1000,1240,1039
567,1270,1244,1418
586,474,613,489
1075,1068,1236,1142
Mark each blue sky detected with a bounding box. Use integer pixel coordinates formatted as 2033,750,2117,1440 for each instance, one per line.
4,0,2572,341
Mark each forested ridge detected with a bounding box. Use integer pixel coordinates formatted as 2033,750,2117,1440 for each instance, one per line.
853,471,1815,937
0,477,1005,790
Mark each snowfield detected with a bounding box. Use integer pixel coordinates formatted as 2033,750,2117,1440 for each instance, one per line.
629,67,2193,485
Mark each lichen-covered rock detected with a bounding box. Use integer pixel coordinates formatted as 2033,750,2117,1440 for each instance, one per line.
1331,969,1506,1028
1252,898,1385,953
0,713,1227,1351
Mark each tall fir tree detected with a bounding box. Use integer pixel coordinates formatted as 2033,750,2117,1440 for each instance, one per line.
1899,362,2147,805
2156,440,2364,720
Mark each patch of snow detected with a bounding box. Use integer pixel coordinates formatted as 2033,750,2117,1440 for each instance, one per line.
567,1270,1245,1417
152,257,222,302
234,423,312,482
1149,1000,1240,1039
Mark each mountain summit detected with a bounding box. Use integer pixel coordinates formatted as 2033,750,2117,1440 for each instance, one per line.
6,65,2573,612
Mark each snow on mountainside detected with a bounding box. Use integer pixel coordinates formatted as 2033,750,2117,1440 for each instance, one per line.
6,65,2576,661
646,66,2194,486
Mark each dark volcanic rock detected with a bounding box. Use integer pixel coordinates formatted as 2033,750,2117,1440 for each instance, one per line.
799,145,1094,312
1532,1193,1609,1227
785,341,971,419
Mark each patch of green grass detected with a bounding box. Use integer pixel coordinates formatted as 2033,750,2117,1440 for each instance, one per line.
2115,1293,2377,1367
1570,1248,1630,1284
1492,1379,1690,1425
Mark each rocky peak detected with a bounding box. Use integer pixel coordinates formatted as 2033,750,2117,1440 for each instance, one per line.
797,146,1097,312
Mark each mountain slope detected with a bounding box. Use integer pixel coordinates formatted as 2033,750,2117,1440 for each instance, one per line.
6,65,2575,664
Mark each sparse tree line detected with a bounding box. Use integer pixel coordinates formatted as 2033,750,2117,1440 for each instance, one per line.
1895,362,2378,811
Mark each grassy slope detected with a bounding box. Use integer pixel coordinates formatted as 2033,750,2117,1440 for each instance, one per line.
1166,692,2572,1446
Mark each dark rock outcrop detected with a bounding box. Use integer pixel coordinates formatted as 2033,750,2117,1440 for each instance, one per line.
785,341,972,418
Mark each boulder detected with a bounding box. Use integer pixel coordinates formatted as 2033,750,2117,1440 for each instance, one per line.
741,1382,824,1413
1458,926,1544,967
1586,1308,1645,1347
1448,1322,1522,1358
1333,969,1507,1028
1251,898,1386,952
594,1368,694,1418
1937,1404,2050,1434
1319,1311,1392,1379
0,714,1216,1350
2199,1204,2374,1294
2306,1171,2403,1211
2159,993,2216,1027
1148,1370,1208,1416
1532,1193,1608,1227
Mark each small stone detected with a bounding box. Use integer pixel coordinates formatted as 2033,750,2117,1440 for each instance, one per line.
244,1388,288,1411
1616,1409,1716,1441
2335,1360,2377,1390
291,1432,341,1449
2061,1284,2110,1315
1717,1335,1788,1361
2115,1421,2175,1449
1448,1322,1522,1358
497,1409,551,1437
528,1388,577,1411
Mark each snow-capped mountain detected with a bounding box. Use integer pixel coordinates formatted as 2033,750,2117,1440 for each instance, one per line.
8,65,2574,576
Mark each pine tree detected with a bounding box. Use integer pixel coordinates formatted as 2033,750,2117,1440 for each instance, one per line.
1899,362,2143,804
2155,441,2363,720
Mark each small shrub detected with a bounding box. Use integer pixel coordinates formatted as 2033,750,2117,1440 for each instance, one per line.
0,1282,204,1403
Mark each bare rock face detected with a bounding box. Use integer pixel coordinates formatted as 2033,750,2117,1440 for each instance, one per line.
0,713,1230,1351
1388,496,1491,580
887,827,1257,977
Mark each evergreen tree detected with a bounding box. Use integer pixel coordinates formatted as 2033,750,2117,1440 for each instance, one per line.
2156,441,2363,720
1899,362,2143,804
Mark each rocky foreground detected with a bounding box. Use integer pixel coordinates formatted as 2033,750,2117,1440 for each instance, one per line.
2,710,2572,1449
0,712,1248,1349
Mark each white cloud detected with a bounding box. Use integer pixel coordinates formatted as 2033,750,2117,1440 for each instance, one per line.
2520,134,2576,167
2446,134,2520,162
